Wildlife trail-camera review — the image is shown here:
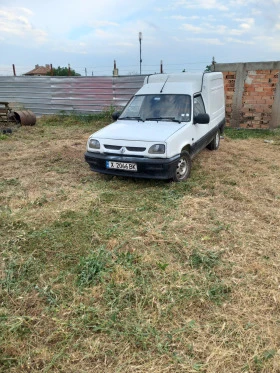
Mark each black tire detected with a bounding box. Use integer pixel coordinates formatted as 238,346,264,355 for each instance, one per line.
207,130,220,150
172,151,191,182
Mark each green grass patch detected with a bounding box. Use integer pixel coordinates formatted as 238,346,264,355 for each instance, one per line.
76,247,113,287
224,127,280,139
39,107,116,127
0,133,9,140
189,249,222,270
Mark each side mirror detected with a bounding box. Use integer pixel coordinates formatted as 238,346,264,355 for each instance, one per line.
112,111,121,120
194,113,210,124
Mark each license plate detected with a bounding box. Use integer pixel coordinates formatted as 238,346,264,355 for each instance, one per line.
106,161,137,172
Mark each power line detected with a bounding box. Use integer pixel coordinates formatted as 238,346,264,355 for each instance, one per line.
0,59,211,76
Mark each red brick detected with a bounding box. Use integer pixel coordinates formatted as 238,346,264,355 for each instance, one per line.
265,99,274,105
244,87,255,92
263,87,275,94
239,123,247,128
244,100,257,104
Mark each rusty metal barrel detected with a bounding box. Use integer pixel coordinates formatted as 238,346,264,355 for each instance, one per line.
13,110,36,126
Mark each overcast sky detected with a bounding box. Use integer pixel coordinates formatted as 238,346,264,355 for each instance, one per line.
1,0,280,76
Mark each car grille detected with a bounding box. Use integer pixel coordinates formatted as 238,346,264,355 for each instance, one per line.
104,145,146,152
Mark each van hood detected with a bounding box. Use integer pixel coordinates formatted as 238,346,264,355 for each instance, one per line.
92,120,186,142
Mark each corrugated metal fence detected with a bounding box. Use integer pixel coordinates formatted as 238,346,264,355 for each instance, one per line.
0,75,145,116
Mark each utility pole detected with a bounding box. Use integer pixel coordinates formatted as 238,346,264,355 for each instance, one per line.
139,32,142,75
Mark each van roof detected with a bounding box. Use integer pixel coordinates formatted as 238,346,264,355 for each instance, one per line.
144,72,204,85
138,72,206,95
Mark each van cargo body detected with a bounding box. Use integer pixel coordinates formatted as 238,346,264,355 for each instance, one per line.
85,72,225,182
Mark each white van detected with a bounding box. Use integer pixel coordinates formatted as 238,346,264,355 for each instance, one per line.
85,72,225,182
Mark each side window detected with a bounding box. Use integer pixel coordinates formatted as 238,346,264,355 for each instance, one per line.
193,95,206,117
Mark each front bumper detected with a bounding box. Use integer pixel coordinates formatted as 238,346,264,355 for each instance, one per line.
84,152,180,180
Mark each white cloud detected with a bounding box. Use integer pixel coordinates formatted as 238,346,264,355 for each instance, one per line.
228,29,244,36
193,37,224,45
175,35,224,45
0,7,47,43
18,7,34,16
234,17,255,30
225,37,254,45
170,15,188,20
181,21,249,37
253,35,280,52
174,0,228,11
114,41,135,47
229,0,251,5
210,24,227,34
90,21,119,28
196,37,224,45
181,23,203,33
240,23,250,29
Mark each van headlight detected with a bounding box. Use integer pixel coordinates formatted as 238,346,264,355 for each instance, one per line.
88,139,100,150
148,144,165,154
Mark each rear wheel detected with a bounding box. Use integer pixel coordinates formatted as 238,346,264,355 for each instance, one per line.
172,151,191,182
207,130,220,150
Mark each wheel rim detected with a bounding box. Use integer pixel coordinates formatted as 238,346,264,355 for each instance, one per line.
176,157,188,180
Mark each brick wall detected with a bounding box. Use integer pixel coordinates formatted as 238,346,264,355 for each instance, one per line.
223,71,236,126
241,69,278,128
214,62,280,129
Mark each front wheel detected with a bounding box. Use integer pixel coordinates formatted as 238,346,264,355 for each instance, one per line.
207,130,220,150
172,151,191,182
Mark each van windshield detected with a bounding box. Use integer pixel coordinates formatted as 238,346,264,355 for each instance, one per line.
119,94,191,123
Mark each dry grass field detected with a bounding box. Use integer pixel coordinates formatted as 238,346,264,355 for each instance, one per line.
1,115,280,372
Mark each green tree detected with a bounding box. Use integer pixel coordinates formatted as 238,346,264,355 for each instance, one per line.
47,66,81,76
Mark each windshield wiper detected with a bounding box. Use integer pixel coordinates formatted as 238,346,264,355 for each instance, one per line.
119,116,144,122
145,117,181,123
